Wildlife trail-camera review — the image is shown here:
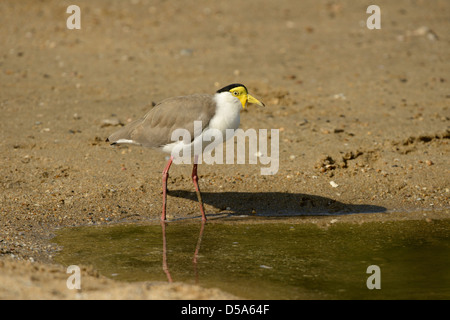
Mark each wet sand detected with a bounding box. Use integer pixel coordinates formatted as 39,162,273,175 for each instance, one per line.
0,0,449,299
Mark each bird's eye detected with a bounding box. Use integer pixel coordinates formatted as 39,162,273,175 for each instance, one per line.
233,91,239,96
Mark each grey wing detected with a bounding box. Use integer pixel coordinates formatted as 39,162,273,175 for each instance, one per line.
107,94,216,148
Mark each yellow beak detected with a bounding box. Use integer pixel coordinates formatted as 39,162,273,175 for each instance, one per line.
245,94,265,108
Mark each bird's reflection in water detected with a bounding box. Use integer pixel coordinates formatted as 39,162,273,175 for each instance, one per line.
160,220,206,283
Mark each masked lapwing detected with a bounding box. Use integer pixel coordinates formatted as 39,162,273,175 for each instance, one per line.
107,83,264,221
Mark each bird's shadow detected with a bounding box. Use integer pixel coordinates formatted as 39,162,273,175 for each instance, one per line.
168,190,386,217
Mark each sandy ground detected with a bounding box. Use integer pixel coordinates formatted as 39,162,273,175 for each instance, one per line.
0,0,449,299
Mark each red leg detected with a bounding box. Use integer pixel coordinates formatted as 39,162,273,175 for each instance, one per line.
161,156,173,221
192,155,206,221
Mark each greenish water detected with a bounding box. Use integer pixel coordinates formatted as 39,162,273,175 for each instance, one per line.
53,218,450,299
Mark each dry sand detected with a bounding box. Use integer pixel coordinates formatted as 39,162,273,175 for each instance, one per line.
0,0,448,299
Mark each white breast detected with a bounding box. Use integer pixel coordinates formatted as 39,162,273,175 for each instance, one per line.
208,92,241,137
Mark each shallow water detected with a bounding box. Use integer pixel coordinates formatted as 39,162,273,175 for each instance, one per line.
53,217,450,299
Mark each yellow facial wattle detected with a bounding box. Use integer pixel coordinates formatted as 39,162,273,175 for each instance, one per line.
228,86,265,109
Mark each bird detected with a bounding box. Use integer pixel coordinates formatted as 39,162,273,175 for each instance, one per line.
106,83,264,221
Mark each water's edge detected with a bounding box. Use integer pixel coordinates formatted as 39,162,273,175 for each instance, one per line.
53,216,450,299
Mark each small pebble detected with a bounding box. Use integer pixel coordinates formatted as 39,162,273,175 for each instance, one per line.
259,265,273,269
101,118,123,127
